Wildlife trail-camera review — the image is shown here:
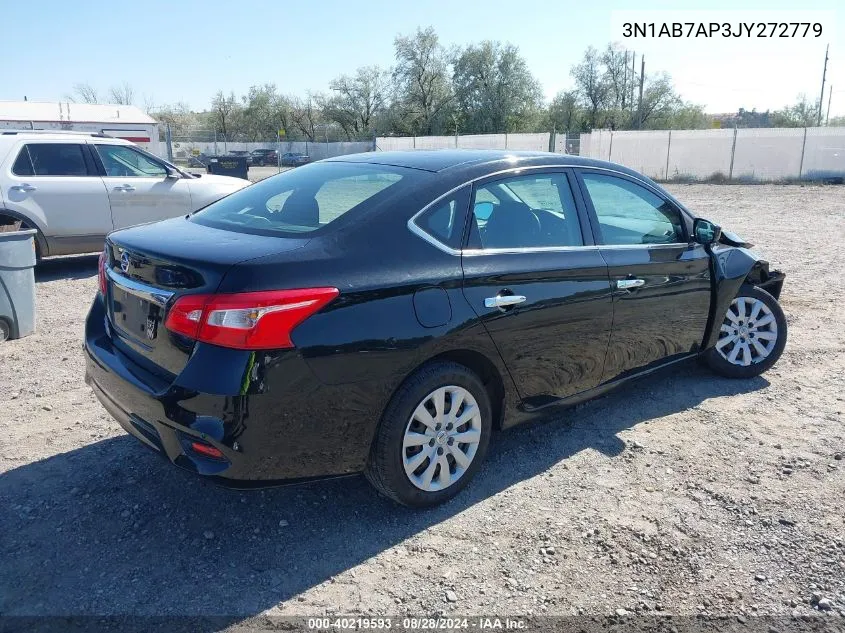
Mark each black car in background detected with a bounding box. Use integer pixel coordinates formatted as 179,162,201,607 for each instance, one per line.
227,150,253,166
84,151,787,507
250,148,278,166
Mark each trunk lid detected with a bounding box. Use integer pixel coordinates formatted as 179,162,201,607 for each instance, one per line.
105,216,308,378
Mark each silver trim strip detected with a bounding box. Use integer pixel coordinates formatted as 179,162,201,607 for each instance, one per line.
406,164,684,256
106,267,174,306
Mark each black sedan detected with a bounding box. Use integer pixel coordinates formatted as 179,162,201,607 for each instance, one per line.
250,148,278,166
84,150,787,507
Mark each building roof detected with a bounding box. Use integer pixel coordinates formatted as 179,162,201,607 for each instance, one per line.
0,101,156,124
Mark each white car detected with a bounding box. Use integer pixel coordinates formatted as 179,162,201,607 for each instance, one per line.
0,131,249,259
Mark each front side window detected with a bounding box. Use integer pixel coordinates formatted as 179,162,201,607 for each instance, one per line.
191,162,421,236
467,172,583,250
581,173,685,245
12,143,88,177
94,144,167,178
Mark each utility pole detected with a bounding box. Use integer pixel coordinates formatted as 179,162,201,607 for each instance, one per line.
621,51,628,109
636,56,645,129
630,52,636,116
825,85,833,126
818,44,829,126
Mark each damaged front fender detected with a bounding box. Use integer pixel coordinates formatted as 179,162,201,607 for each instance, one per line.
703,245,786,350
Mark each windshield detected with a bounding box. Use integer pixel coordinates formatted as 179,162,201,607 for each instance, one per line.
190,161,424,236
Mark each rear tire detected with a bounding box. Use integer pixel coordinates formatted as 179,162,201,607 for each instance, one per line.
704,285,787,379
365,361,492,508
0,318,11,342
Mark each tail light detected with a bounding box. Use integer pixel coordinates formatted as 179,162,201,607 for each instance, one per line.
98,249,108,295
164,287,339,350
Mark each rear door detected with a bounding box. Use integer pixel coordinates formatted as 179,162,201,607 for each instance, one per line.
460,169,614,407
2,141,112,255
575,169,712,381
91,142,192,229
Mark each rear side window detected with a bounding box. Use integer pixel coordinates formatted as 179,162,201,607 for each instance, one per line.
191,162,421,236
12,144,88,177
467,172,583,250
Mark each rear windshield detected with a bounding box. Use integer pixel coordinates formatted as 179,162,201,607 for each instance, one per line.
190,162,422,236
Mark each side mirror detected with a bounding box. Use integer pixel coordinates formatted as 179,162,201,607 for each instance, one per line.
165,166,181,179
693,218,722,245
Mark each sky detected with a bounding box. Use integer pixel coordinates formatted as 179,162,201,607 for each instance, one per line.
2,0,843,118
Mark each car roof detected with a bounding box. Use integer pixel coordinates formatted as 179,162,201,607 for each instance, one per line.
325,149,644,178
0,130,130,142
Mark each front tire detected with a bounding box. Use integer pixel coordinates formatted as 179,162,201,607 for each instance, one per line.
365,361,492,507
705,285,787,379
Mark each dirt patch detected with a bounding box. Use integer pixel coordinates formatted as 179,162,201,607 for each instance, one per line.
0,185,843,621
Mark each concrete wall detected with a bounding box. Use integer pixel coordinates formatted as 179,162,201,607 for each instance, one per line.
580,126,845,182
376,133,552,152
169,140,373,161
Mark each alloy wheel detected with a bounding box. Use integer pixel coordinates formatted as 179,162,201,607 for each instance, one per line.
402,385,482,492
715,296,779,367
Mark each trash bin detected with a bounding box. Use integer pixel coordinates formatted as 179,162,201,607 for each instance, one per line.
206,155,249,180
0,229,37,341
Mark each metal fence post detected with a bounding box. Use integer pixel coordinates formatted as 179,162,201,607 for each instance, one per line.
165,123,173,162
549,128,556,152
798,127,808,180
608,131,614,161
505,132,508,149
664,130,672,180
728,127,738,181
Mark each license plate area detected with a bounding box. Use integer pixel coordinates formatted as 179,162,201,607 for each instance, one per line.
107,270,174,349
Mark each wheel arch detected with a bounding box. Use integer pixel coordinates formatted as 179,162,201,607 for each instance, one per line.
378,348,509,435
0,207,48,259
704,246,785,350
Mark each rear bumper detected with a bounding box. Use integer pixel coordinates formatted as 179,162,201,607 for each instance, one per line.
84,295,372,486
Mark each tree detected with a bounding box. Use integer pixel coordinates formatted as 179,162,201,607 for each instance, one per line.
240,84,291,141
636,73,682,128
290,94,323,141
69,82,99,104
452,41,543,133
392,27,453,135
570,47,609,130
323,66,391,138
771,94,820,127
545,90,583,132
210,91,240,140
108,82,135,105
151,102,198,137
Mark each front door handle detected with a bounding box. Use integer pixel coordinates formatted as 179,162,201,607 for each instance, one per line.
10,183,36,193
616,278,645,290
485,294,527,309
113,184,136,192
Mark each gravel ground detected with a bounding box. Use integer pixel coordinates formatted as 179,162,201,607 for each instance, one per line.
1,184,843,624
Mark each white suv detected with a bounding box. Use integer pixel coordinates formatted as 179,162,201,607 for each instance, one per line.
0,131,250,258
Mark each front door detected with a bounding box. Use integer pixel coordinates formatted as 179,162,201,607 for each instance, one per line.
460,169,613,407
3,141,112,255
91,143,191,230
576,169,712,381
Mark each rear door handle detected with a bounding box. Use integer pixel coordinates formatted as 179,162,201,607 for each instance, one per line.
113,184,136,192
485,294,527,308
11,183,36,193
616,278,645,290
